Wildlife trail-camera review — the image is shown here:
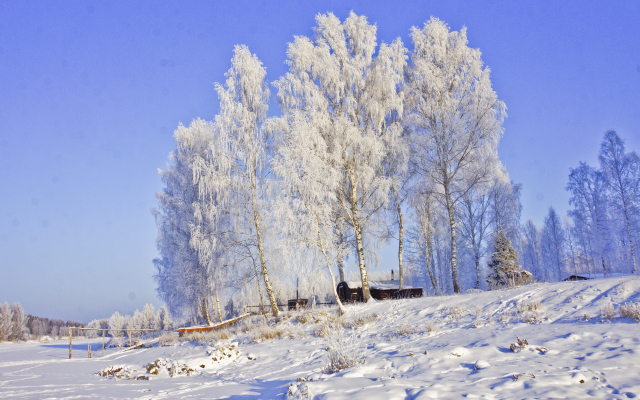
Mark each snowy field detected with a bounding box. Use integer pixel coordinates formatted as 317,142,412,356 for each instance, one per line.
2,277,640,399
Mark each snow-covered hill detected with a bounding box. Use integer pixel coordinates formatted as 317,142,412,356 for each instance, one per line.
2,276,640,399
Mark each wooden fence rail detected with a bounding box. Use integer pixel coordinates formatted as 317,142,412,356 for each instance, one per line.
68,327,162,359
177,313,251,336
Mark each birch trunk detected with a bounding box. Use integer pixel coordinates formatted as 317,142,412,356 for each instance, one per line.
444,184,461,293
253,208,279,316
337,230,346,282
315,215,345,315
419,204,439,295
202,297,212,326
209,277,218,323
396,199,404,290
349,178,371,301
216,290,223,321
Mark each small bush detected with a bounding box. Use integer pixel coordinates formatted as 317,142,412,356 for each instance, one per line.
619,302,640,321
158,332,179,346
323,322,365,374
600,302,616,321
396,322,412,336
446,306,466,320
426,321,439,334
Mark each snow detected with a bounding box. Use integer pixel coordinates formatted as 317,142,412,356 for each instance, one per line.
2,276,640,399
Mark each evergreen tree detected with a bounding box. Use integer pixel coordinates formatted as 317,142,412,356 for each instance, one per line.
487,229,531,288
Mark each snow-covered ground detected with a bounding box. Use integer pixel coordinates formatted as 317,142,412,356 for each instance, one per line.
2,276,640,399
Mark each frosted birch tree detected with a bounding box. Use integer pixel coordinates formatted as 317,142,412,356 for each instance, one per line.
153,119,218,323
408,185,440,294
599,130,639,274
274,12,407,301
566,162,609,276
406,17,506,293
272,117,346,314
542,207,566,281
194,45,281,315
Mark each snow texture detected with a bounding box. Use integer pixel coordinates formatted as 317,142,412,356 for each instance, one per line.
2,277,640,399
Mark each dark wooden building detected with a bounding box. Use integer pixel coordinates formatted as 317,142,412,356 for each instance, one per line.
337,280,423,303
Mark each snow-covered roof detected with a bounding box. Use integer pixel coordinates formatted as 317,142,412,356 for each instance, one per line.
339,280,420,290
568,273,627,280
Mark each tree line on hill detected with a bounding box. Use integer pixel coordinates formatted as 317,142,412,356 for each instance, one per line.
152,12,639,326
0,302,83,341
152,12,516,323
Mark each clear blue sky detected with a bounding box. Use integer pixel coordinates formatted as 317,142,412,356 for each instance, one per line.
1,1,638,322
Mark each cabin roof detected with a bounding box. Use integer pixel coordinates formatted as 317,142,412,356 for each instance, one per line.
339,280,420,290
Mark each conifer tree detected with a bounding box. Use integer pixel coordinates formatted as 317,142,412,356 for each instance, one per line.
487,229,531,288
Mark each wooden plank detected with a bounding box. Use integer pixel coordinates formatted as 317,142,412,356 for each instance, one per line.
178,313,251,335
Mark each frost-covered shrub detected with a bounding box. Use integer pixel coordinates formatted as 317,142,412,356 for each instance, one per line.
600,302,616,321
396,322,413,336
323,322,365,373
619,302,640,321
445,306,466,320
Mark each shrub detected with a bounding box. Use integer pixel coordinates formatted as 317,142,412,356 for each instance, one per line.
619,302,640,321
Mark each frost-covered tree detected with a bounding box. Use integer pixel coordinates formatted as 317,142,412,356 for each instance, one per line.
274,12,407,301
407,185,440,294
406,17,506,293
542,207,566,281
273,118,347,314
0,302,13,341
566,162,609,275
194,45,280,315
108,311,125,338
522,219,544,281
599,130,640,274
158,305,175,331
8,303,27,341
486,229,530,288
86,319,101,339
153,119,223,324
457,186,492,289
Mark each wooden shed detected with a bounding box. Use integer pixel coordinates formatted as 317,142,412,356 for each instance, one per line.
337,280,423,303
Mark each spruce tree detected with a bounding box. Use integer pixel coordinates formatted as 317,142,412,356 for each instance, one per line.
487,229,531,288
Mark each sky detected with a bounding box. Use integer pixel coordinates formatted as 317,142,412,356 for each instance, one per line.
1,0,639,323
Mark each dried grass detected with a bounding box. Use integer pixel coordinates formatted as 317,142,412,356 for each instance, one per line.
619,302,640,321
323,322,365,373
600,302,616,321
396,322,413,336
445,306,466,320
158,332,179,346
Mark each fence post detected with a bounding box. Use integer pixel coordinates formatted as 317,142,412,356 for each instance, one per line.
128,330,131,348
68,328,72,359
102,330,105,357
88,342,91,359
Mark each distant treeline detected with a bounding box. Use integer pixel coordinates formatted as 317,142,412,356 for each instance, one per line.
25,314,84,339
1,301,85,341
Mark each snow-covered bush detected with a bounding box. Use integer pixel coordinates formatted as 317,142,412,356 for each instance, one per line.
619,302,640,321
323,321,365,373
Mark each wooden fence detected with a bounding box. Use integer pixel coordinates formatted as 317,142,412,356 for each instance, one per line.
68,327,161,359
